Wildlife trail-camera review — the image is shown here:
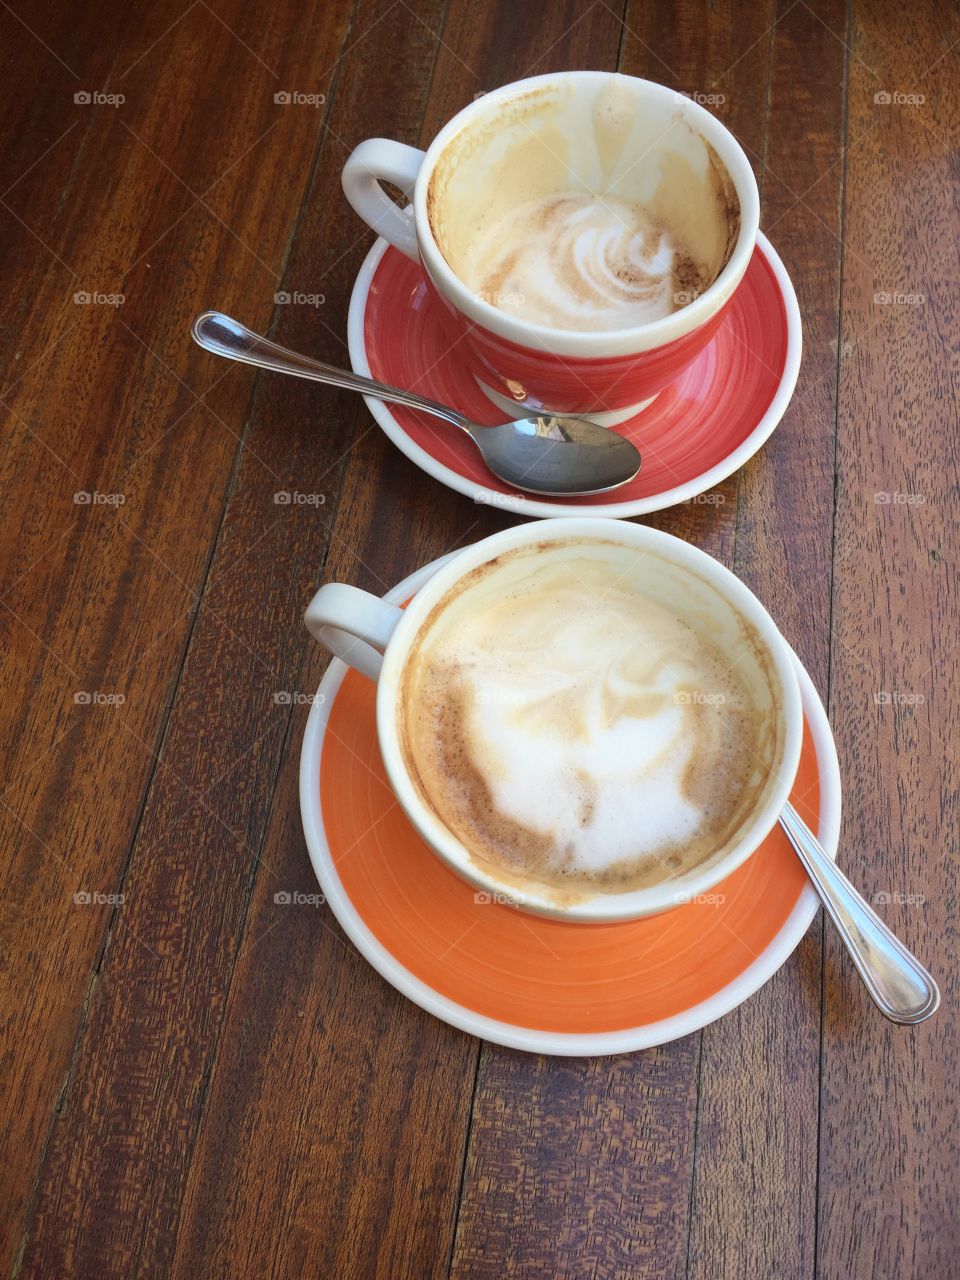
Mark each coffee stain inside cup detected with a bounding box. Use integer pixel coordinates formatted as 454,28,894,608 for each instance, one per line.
398,537,785,907
426,76,741,334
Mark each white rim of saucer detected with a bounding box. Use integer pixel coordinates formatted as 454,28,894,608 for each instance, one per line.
346,231,802,519
299,552,841,1056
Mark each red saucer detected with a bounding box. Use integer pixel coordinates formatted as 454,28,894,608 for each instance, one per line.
347,233,801,518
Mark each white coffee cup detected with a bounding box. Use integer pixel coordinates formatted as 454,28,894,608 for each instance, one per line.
342,71,760,423
304,518,802,921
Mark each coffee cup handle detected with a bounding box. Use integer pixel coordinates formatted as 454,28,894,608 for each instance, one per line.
341,139,424,262
304,583,404,681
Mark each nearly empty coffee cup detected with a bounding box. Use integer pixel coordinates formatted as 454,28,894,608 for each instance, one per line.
304,519,802,922
342,72,759,423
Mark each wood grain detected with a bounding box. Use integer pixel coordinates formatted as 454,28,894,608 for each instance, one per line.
5,0,357,1274
0,0,956,1277
0,0,353,1271
817,1,959,1276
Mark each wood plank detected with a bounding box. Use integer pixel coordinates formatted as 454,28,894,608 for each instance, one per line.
7,0,360,1274
0,0,351,1269
687,2,848,1276
817,1,959,1275
446,5,779,1277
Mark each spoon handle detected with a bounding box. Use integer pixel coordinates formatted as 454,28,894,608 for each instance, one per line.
192,311,470,431
779,802,939,1024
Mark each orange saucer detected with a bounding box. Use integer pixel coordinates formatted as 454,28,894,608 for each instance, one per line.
299,555,841,1054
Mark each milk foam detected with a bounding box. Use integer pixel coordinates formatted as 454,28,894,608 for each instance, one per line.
401,542,773,893
463,192,708,332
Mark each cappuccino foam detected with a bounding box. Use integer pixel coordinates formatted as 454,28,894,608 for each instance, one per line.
466,192,708,331
399,540,778,898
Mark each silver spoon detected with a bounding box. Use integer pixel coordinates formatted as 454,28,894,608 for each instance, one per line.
779,802,939,1024
191,312,641,497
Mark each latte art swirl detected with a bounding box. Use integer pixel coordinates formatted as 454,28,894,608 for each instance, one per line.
467,193,708,331
400,542,776,897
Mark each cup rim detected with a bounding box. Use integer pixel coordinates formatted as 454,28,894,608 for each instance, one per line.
374,518,804,923
412,71,761,358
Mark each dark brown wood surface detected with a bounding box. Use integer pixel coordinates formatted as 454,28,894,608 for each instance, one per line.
0,1,956,1276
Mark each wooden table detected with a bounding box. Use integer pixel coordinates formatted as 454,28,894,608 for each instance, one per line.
1,1,956,1276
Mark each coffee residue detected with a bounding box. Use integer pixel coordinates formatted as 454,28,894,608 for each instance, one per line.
466,192,705,331
398,538,781,900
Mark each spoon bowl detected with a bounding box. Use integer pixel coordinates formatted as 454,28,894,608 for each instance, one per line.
466,412,643,496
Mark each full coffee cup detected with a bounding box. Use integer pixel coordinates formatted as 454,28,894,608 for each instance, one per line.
343,72,759,424
304,519,802,922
